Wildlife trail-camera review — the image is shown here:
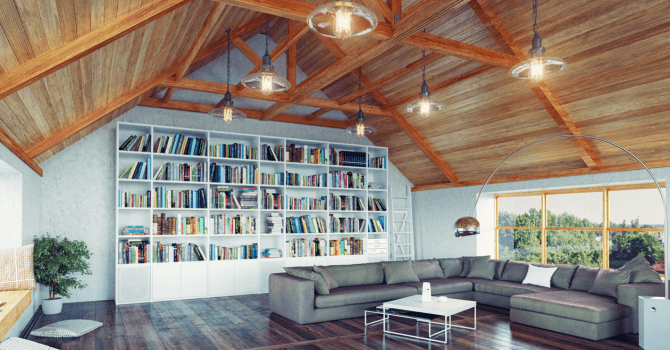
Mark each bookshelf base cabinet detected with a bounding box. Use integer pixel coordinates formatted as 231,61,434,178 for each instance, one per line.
115,122,389,304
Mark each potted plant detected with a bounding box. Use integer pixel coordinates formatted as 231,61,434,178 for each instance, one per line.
33,233,92,315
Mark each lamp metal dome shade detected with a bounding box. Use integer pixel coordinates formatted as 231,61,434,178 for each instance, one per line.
406,97,445,117
454,216,480,237
307,1,378,39
509,56,567,82
240,57,291,95
208,97,247,124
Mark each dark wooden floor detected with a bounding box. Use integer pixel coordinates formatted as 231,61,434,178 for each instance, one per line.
25,294,641,350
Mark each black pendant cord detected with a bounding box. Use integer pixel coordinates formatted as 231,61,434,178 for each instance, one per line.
265,14,270,54
533,0,538,35
422,28,426,84
226,29,231,94
358,67,362,112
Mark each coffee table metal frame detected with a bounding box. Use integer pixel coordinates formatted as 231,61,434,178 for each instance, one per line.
364,295,476,344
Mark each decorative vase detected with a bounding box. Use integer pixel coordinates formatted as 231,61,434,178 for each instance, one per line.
422,282,432,302
43,297,63,315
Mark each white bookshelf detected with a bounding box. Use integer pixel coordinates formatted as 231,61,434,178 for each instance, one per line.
115,122,389,304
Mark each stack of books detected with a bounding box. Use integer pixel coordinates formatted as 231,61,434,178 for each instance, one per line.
266,213,283,234
239,187,258,209
121,225,148,236
261,248,282,258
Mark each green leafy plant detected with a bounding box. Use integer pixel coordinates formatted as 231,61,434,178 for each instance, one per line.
33,233,92,300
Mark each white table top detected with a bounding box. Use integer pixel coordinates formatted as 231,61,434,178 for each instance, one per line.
382,295,476,317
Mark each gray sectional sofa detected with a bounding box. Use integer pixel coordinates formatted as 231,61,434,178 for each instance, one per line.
269,255,665,340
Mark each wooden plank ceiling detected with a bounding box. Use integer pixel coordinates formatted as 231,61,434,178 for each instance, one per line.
0,0,668,191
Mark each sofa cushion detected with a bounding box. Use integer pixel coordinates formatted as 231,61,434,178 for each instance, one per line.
315,266,339,289
511,290,630,324
412,259,445,280
324,263,384,287
501,261,530,282
618,254,663,283
570,266,600,291
382,261,420,284
588,269,630,298
532,264,579,289
439,258,463,278
459,256,477,277
283,267,330,295
522,265,558,288
468,256,495,280
314,284,417,308
402,278,473,295
491,259,508,280
474,280,556,297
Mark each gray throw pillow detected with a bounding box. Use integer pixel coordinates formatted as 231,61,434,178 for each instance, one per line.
501,260,530,282
459,256,477,277
618,254,663,283
532,263,578,289
439,258,463,278
468,256,495,280
283,267,330,295
412,259,445,279
491,259,508,280
588,269,631,298
569,266,600,291
314,266,339,289
381,260,420,284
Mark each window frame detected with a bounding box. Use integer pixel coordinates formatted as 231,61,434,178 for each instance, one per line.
495,182,666,270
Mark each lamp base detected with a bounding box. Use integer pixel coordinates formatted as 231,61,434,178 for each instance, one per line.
639,296,670,349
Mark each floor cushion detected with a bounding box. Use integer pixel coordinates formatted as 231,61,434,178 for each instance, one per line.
511,290,630,324
0,338,57,350
474,280,556,297
314,284,417,308
401,278,473,295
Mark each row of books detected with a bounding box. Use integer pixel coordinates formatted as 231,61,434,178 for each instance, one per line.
154,134,206,156
287,196,327,211
286,144,327,164
210,243,258,260
369,156,387,169
211,214,256,235
330,238,364,256
153,242,206,263
330,171,365,189
212,187,236,209
266,213,282,234
286,215,328,234
209,163,258,184
154,162,206,182
330,148,366,167
118,240,149,264
261,189,283,210
119,134,151,152
285,171,327,187
260,172,283,185
152,214,207,235
261,248,282,258
261,144,283,161
288,238,327,257
368,198,387,211
331,194,365,211
209,143,257,159
153,187,207,209
120,226,148,236
369,216,386,232
331,215,366,233
118,190,151,208
119,158,151,180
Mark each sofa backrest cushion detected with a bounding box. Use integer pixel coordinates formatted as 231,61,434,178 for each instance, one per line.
491,259,508,280
617,254,663,283
588,268,631,298
569,266,600,291
314,266,339,289
283,267,330,295
532,263,578,289
412,259,445,280
459,256,478,277
325,263,385,287
522,264,558,288
381,261,420,285
438,258,463,278
468,256,495,280
501,260,530,282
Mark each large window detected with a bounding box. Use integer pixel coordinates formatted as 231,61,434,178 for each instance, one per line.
496,183,665,275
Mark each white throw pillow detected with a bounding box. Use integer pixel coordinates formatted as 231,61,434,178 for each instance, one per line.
30,320,103,338
522,265,558,288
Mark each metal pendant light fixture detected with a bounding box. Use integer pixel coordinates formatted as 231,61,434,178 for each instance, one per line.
209,29,247,123
406,34,445,118
241,15,290,95
346,68,376,137
509,0,567,82
307,1,378,39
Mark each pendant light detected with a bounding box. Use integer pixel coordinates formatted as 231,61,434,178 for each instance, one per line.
346,69,376,137
209,29,247,123
406,36,445,118
241,15,290,95
509,0,567,82
307,1,378,39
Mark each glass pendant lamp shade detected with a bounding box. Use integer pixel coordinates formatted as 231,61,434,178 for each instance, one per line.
241,14,291,94
307,1,378,39
208,28,246,123
346,111,376,137
406,81,445,118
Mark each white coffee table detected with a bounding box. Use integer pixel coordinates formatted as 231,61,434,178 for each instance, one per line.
365,295,476,344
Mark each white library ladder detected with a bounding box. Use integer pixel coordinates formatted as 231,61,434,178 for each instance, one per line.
391,185,414,261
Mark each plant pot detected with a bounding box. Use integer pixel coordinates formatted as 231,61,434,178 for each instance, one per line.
43,297,63,315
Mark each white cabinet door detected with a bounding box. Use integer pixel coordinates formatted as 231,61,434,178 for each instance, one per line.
117,265,151,304
234,260,259,294
152,263,181,300
181,262,208,299
260,260,285,293
209,261,235,296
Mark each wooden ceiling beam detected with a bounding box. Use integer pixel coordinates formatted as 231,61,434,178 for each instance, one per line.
305,108,331,121
162,3,227,103
364,0,395,23
287,20,297,93
0,0,194,102
470,0,602,167
0,128,43,176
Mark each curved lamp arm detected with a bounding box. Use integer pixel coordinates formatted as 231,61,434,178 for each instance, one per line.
456,134,668,300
